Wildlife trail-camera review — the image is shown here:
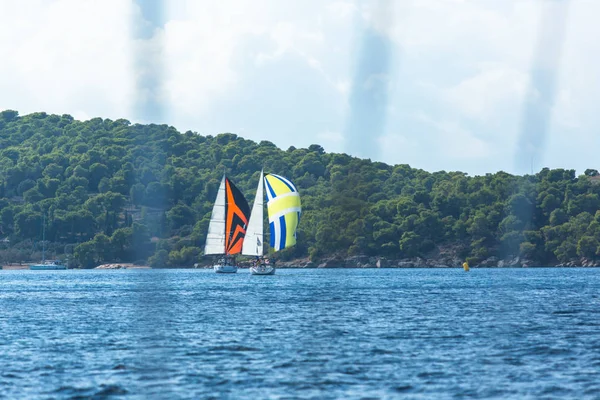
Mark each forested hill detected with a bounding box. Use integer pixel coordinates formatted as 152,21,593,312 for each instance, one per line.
1,109,600,268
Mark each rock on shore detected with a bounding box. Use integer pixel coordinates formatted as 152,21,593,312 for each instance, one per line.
95,263,149,269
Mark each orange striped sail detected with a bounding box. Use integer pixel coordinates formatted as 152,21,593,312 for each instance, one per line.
224,178,250,255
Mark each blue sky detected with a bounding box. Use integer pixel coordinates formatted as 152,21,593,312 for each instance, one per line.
1,0,599,176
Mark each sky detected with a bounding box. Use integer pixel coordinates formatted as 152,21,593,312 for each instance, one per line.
1,0,599,176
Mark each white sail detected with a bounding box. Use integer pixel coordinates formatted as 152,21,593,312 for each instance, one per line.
204,176,226,255
242,170,264,257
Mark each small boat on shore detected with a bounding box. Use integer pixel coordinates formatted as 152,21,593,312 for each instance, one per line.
29,214,67,270
30,260,67,270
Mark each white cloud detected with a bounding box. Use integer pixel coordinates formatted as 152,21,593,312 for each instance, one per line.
444,65,529,121
163,16,240,117
395,0,539,69
378,132,417,163
0,0,134,119
335,80,351,96
415,113,491,159
327,1,358,21
317,130,344,153
551,88,579,130
164,1,352,122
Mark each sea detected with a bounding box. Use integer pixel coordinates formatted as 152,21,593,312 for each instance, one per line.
1,268,599,399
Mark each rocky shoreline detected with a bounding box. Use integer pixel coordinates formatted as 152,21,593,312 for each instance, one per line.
275,255,600,268
95,263,150,269
274,256,469,269
191,253,600,269
5,257,599,270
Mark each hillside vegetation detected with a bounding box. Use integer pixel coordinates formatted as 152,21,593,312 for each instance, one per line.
1,110,600,268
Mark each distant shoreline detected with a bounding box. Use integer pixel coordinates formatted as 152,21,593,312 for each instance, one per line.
4,259,600,270
1,264,29,270
5,264,598,270
95,263,150,269
1,263,150,270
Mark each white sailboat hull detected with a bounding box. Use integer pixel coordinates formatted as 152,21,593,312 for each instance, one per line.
30,264,67,270
30,260,67,270
250,265,275,275
214,264,238,273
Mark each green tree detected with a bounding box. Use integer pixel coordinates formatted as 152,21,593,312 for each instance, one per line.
93,233,112,262
399,232,420,257
166,203,196,232
43,163,63,179
88,163,109,191
111,227,132,261
74,241,96,269
148,249,169,268
23,187,44,203
14,210,42,239
130,183,146,206
168,246,200,267
577,236,599,259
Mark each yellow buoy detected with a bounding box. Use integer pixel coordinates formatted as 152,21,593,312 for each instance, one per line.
462,261,470,271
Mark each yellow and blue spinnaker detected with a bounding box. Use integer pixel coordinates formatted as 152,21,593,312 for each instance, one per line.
264,174,301,251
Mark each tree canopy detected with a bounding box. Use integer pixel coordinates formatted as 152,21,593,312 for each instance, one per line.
1,110,599,267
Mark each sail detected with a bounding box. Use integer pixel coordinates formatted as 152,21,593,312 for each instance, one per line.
204,176,251,255
242,170,264,257
264,174,301,251
224,177,251,255
204,176,227,255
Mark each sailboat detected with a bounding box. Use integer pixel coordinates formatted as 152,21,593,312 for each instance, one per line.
30,214,67,270
242,171,301,275
204,174,251,273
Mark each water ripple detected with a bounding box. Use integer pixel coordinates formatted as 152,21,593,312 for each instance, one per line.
1,268,600,398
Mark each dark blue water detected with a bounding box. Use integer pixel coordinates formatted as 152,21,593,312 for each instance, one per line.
1,268,600,399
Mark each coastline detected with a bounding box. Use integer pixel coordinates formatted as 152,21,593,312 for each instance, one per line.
274,255,600,269
193,255,600,269
5,256,600,270
1,263,150,270
1,264,29,270
95,263,150,269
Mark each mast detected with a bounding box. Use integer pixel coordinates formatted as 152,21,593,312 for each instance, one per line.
42,213,46,262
